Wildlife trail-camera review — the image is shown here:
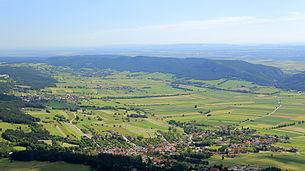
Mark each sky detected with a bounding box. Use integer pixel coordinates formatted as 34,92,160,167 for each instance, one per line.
1,0,305,49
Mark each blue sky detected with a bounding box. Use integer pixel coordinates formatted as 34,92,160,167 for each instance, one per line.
1,0,305,48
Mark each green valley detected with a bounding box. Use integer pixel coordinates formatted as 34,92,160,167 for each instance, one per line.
0,59,304,170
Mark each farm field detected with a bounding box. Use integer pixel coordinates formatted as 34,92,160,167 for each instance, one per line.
210,152,305,171
250,60,305,74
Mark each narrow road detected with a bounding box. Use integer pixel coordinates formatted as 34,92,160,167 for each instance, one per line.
269,104,282,115
68,112,91,138
240,97,282,125
188,134,193,144
68,111,103,150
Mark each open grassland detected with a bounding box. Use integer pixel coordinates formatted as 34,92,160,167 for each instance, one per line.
0,122,30,134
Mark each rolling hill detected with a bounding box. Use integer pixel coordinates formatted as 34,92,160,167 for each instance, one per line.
44,55,285,85
3,55,305,90
276,71,305,91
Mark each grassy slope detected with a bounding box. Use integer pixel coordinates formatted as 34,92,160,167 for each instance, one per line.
210,152,305,171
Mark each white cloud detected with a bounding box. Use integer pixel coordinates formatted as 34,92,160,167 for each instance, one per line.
135,16,270,31
85,16,271,42
281,11,305,21
131,11,305,32
81,12,305,45
89,11,305,35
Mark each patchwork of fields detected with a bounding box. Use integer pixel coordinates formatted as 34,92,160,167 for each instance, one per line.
2,66,305,169
211,152,305,171
22,69,305,140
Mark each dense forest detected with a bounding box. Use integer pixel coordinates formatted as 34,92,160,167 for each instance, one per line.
0,94,41,124
9,150,159,171
276,71,305,91
0,65,56,89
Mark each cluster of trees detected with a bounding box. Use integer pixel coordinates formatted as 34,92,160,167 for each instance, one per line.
172,80,280,95
159,131,181,143
167,120,206,134
127,114,148,118
46,101,78,111
0,107,39,124
53,114,69,122
0,92,47,124
0,81,14,93
170,84,193,91
199,110,211,115
270,120,305,129
2,125,51,143
0,142,14,158
9,150,155,171
0,94,41,124
261,167,281,171
1,123,89,149
99,94,187,99
93,135,131,149
172,152,211,162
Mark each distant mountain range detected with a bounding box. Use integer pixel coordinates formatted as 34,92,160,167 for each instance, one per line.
1,43,305,61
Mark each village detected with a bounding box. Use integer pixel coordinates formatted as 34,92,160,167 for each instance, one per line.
92,124,298,169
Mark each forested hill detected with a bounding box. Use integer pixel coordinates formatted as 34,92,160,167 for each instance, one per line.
0,66,56,89
276,71,305,91
44,55,285,85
